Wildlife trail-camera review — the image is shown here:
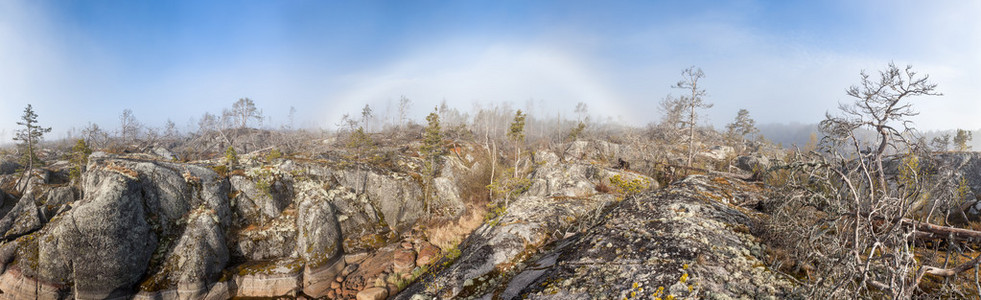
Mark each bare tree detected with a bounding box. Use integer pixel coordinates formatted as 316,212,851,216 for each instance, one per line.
164,119,179,140
287,106,297,131
82,122,109,150
198,112,218,134
119,109,142,143
672,66,712,167
361,104,373,132
574,102,588,124
398,95,412,132
231,98,262,129
768,63,952,298
930,133,951,152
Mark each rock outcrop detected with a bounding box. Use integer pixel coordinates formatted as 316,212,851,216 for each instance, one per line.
399,174,795,299
516,175,795,299
0,148,469,299
396,154,653,299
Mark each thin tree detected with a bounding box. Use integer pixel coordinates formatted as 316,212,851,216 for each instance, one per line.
13,104,52,193
725,109,758,149
672,66,712,168
421,107,444,216
361,104,373,132
286,106,297,131
508,110,526,178
119,109,141,143
231,98,262,129
398,96,412,133
954,129,973,151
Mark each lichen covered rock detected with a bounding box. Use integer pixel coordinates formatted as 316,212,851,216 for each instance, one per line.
516,175,795,299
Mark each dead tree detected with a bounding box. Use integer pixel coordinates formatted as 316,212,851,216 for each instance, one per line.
765,63,962,298
672,66,712,168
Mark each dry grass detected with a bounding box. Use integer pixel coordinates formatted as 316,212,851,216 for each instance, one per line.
425,203,487,251
595,181,611,194
105,163,139,178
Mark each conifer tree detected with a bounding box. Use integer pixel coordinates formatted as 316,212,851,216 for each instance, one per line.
13,104,52,192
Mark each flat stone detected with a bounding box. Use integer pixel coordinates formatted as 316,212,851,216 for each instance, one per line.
357,287,388,300
344,252,370,264
401,242,413,249
415,241,440,266
393,248,416,274
341,263,359,277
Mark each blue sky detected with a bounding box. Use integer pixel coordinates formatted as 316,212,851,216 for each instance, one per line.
1,0,979,142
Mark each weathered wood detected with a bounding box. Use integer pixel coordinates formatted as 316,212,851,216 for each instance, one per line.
905,218,981,244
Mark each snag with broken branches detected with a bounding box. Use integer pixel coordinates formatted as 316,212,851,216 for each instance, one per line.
762,63,981,298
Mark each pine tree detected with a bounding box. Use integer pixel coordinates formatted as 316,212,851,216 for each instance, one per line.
420,107,443,217
225,146,239,168
421,107,444,163
508,110,526,177
954,129,973,151
13,104,52,193
69,139,92,185
725,109,758,149
14,105,51,167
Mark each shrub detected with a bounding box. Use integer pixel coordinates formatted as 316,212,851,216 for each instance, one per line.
609,174,650,197
211,165,228,177
225,146,238,167
266,148,282,161
68,139,92,185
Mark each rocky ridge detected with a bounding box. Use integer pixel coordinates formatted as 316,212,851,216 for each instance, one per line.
0,139,811,299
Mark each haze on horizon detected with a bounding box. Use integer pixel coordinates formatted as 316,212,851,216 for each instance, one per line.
1,0,980,144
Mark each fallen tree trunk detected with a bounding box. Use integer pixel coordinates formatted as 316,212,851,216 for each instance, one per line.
905,218,981,245
652,161,753,181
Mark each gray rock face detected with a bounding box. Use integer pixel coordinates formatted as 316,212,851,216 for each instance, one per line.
234,218,298,261
44,186,74,207
432,177,465,218
398,163,648,299
0,154,235,299
151,147,176,161
296,189,342,266
700,145,735,161
0,150,466,299
41,169,157,299
335,169,424,233
0,195,41,240
230,175,291,224
526,163,598,198
0,161,20,176
296,188,345,298
517,175,793,299
735,155,776,173
139,207,229,297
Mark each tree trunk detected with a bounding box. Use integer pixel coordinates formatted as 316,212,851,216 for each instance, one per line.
687,104,696,168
